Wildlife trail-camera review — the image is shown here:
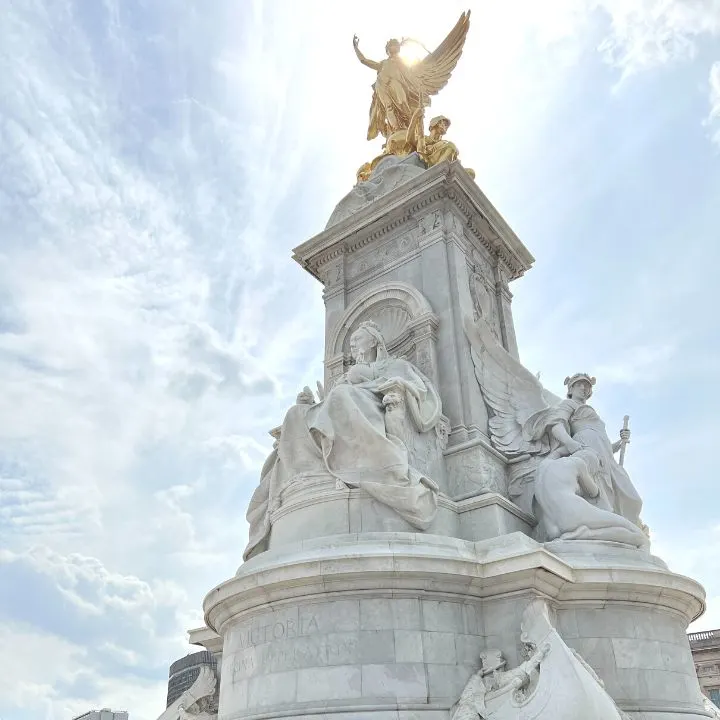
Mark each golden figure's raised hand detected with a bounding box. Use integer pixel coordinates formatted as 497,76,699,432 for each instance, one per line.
353,33,379,70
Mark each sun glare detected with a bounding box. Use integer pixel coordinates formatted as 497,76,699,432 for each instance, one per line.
399,40,427,66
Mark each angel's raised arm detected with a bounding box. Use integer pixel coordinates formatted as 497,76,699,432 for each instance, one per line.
353,35,381,70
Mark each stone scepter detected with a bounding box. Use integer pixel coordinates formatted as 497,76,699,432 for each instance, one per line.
619,414,630,467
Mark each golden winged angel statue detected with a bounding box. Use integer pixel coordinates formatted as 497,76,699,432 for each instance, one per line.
353,11,471,143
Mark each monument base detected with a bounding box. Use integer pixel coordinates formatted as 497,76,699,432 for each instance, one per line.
203,532,706,720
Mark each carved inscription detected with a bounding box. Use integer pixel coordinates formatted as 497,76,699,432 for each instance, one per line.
231,614,321,681
232,634,359,681
234,614,319,650
229,614,365,683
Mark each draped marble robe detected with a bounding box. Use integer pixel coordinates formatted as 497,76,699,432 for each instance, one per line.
523,398,642,527
244,354,442,560
367,55,427,141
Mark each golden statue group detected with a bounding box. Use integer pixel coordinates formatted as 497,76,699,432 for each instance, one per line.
353,11,474,183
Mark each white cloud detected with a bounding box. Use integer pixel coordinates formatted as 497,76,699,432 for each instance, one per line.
0,623,84,715
595,0,720,76
0,621,167,720
0,545,188,630
0,547,193,719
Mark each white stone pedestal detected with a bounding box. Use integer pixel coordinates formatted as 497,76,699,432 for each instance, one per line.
204,533,706,720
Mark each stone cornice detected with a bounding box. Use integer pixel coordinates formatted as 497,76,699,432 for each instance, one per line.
450,491,537,526
443,432,508,462
293,162,535,283
203,532,705,636
446,163,534,276
187,625,223,654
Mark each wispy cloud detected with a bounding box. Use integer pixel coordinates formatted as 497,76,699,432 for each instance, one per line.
596,0,720,77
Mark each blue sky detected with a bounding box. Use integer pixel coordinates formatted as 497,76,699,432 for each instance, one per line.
0,1,718,718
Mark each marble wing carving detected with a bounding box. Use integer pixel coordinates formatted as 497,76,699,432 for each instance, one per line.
463,315,559,457
412,11,471,101
156,665,217,720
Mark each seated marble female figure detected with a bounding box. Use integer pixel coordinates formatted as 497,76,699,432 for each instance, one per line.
243,321,442,560
523,373,642,528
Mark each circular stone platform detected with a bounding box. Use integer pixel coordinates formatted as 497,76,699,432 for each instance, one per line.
204,532,706,720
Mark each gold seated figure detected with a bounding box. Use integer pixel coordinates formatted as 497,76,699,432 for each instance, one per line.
356,115,475,184
420,115,475,179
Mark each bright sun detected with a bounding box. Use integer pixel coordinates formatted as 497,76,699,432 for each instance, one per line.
399,40,427,66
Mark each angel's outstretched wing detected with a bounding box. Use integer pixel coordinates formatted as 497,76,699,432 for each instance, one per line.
464,315,556,456
412,11,471,100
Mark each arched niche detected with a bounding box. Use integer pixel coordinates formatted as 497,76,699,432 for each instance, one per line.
325,282,440,388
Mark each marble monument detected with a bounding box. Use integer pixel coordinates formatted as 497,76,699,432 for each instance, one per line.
164,10,710,720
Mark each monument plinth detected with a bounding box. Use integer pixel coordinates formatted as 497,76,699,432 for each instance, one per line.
202,532,704,719
170,12,710,720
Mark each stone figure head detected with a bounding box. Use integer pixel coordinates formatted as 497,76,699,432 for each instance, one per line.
385,38,401,56
564,372,596,401
349,321,389,363
479,648,507,674
429,115,451,136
